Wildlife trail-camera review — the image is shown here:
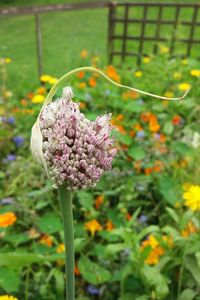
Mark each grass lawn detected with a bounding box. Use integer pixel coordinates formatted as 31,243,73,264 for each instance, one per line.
0,0,199,94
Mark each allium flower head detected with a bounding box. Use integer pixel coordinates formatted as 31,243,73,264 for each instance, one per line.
31,87,117,190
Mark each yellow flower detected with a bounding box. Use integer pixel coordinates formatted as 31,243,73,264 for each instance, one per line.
84,219,102,236
0,212,17,228
182,182,193,191
164,91,174,98
178,83,191,91
32,94,45,104
143,56,151,63
48,77,58,85
134,71,143,78
190,69,200,77
0,106,5,114
159,45,169,54
79,82,86,89
5,58,11,63
182,58,188,65
80,49,88,59
40,75,57,85
183,185,200,211
0,296,18,300
56,243,65,253
173,72,182,80
140,235,164,265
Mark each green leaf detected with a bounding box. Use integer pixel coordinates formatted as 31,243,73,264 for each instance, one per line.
78,256,111,285
180,210,194,231
0,268,20,292
178,289,198,300
158,176,180,205
37,213,62,234
137,225,160,241
163,121,174,135
165,207,179,223
185,256,200,283
195,252,200,268
173,142,192,156
0,252,63,268
105,243,125,256
124,101,145,113
141,265,169,298
115,132,132,146
77,191,93,210
74,238,87,252
128,146,146,160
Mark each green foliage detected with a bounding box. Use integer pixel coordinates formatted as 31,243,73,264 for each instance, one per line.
1,47,200,299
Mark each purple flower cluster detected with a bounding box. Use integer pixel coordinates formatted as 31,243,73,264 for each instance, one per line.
39,87,117,190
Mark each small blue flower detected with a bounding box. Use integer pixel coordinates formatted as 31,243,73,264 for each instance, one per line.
13,136,24,147
1,197,14,205
138,215,148,223
87,285,99,295
6,154,16,161
8,116,15,124
136,130,145,138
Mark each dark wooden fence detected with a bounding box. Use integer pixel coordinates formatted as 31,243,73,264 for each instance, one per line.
108,2,200,65
1,1,200,75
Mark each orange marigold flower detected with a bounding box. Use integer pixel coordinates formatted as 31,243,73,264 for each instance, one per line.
159,134,166,143
37,86,46,95
88,77,96,87
122,91,138,100
105,65,120,82
79,102,87,109
39,234,53,247
27,92,34,100
140,234,165,265
74,264,81,276
134,161,141,173
77,71,85,79
129,130,135,137
126,213,132,221
181,221,198,237
134,123,143,131
149,116,160,132
20,99,27,106
80,49,88,59
116,114,124,121
95,195,104,209
115,124,126,134
84,219,102,236
105,220,114,231
140,112,153,123
0,212,17,228
172,115,182,126
144,167,153,175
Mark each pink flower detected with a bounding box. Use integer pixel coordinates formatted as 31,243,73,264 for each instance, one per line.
31,87,117,190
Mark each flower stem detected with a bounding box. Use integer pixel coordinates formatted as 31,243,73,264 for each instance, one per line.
42,66,190,110
58,184,74,300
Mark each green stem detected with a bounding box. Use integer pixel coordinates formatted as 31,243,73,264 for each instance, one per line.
58,184,74,300
42,66,190,110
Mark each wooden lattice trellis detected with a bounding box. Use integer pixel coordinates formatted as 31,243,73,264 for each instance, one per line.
108,2,200,65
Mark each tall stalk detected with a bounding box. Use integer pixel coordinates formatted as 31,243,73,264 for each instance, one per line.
58,184,74,300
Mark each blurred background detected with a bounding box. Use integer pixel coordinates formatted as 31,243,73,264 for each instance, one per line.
1,1,200,300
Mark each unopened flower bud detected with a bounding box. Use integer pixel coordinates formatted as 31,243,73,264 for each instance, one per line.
31,87,117,190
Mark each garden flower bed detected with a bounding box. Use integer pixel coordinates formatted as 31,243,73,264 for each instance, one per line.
0,49,200,300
